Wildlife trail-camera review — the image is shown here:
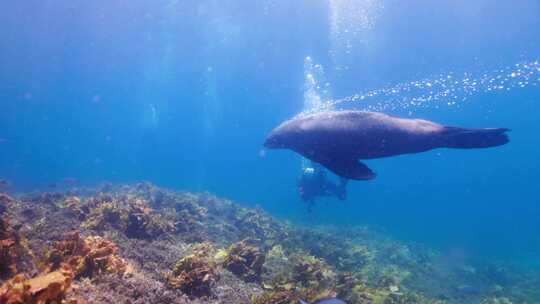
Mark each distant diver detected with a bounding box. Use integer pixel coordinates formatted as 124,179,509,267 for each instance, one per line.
298,161,348,210
264,110,510,180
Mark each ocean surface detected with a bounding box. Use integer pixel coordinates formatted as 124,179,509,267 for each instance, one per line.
1,0,540,272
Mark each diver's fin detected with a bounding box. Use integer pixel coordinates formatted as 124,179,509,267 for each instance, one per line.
319,157,376,181
299,300,309,304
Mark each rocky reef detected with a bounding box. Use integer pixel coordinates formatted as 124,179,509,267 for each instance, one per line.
0,183,538,304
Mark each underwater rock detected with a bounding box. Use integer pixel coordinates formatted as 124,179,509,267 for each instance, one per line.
223,240,265,282
47,231,128,279
0,263,74,304
166,253,219,297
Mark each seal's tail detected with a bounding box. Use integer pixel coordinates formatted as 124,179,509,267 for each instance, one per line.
442,126,510,149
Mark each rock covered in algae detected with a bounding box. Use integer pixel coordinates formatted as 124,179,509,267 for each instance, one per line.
0,216,19,279
224,240,265,282
0,207,29,280
261,249,338,302
0,263,75,304
47,231,128,279
167,255,219,297
166,243,220,298
292,254,336,292
81,195,174,239
251,290,297,304
1,183,534,304
480,297,514,304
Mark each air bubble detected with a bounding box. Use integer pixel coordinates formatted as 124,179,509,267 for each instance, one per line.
328,60,540,112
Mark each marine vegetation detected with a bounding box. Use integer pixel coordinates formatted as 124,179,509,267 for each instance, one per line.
166,251,219,297
80,194,175,239
0,183,536,303
47,231,128,279
251,290,297,304
0,217,19,279
223,240,265,282
0,195,29,280
0,264,75,304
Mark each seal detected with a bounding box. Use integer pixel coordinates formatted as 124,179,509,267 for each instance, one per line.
264,111,509,180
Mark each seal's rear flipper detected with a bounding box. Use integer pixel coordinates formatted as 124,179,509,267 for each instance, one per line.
443,127,510,149
320,157,376,180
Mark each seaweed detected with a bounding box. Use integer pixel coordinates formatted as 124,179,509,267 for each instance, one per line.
0,183,534,304
251,290,297,304
166,254,219,297
47,231,128,279
0,264,75,304
224,240,265,282
0,213,28,280
81,195,174,239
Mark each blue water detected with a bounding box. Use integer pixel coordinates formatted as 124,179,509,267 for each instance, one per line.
1,0,539,265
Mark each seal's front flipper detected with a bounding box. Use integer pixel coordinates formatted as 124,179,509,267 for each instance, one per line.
320,157,376,181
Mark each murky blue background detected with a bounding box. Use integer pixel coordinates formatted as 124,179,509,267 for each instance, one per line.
1,0,539,264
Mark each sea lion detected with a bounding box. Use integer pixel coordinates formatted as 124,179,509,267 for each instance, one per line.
264,111,509,180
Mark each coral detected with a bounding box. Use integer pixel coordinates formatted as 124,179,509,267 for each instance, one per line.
0,264,74,304
47,231,128,279
223,240,265,282
166,254,219,297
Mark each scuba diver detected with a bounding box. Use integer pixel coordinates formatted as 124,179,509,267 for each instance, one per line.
297,161,348,211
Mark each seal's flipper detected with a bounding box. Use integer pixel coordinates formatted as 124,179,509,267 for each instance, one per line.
319,157,376,180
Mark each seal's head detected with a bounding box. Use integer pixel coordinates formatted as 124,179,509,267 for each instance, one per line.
264,120,300,149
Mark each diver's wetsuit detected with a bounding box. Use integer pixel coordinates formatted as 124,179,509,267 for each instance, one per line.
297,162,348,210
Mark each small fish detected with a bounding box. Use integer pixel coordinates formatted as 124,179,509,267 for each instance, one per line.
0,179,10,188
48,183,57,188
300,299,347,304
455,285,482,296
62,177,78,186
